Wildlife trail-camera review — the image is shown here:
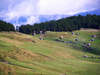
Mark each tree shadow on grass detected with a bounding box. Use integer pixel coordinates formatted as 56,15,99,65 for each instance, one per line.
67,43,100,56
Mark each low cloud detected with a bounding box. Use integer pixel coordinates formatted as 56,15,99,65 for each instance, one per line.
0,0,100,26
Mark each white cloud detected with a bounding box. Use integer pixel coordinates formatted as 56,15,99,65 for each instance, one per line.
25,16,40,25
38,0,100,15
0,0,100,26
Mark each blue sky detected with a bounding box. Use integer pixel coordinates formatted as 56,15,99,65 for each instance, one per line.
0,0,100,26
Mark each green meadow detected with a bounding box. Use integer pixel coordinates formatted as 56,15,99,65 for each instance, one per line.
0,30,100,75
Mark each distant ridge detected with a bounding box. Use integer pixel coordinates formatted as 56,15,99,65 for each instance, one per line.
75,9,100,16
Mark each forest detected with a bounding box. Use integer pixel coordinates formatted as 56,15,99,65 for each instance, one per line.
0,14,100,34
19,14,100,34
0,20,15,32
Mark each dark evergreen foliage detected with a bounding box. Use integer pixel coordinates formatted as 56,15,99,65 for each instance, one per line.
19,14,100,34
0,20,15,32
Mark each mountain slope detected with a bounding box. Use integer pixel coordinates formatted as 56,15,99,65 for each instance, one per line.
0,30,100,75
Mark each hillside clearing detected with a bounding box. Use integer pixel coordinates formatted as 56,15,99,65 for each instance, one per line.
0,31,100,75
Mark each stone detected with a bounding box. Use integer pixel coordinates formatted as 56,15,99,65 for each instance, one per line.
90,47,93,50
83,45,86,47
83,43,86,45
75,38,78,41
62,41,66,43
32,33,35,36
87,43,91,46
91,39,95,41
39,37,42,40
92,56,95,58
98,57,100,59
71,32,74,35
92,35,96,37
76,33,79,35
84,55,87,58
59,36,63,39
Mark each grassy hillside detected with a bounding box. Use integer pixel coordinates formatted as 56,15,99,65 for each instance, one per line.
0,31,100,75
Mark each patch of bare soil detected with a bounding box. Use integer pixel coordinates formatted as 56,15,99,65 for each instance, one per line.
1,61,11,64
40,34,47,37
35,53,55,60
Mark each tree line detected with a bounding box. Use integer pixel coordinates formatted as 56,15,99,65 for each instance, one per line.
0,20,15,32
19,14,100,34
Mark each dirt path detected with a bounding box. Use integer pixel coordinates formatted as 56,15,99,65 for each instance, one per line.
80,29,99,32
40,34,47,37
